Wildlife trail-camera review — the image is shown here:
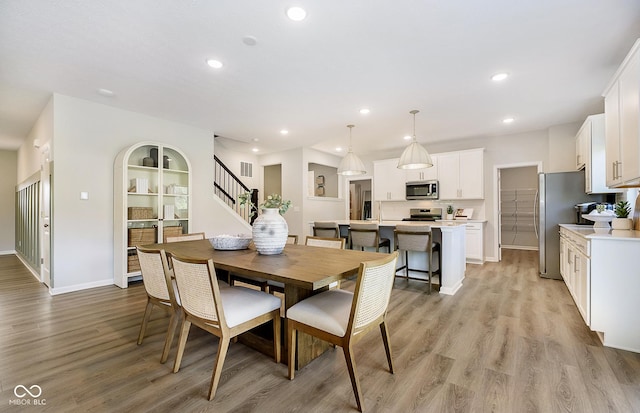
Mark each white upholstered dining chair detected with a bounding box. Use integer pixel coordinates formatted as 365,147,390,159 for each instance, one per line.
287,251,399,412
170,254,281,400
136,246,180,364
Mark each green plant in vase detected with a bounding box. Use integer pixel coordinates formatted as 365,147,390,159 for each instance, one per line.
612,200,632,230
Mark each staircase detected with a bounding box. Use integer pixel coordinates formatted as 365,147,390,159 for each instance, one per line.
214,155,258,224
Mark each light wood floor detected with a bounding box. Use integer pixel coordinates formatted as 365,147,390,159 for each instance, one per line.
1,250,639,412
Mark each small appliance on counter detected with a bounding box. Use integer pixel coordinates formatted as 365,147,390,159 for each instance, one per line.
402,208,443,221
574,202,613,225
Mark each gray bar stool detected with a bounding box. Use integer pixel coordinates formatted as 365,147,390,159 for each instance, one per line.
394,224,441,294
349,222,391,253
312,221,340,238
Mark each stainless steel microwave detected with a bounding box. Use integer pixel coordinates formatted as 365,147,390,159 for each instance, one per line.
406,180,439,200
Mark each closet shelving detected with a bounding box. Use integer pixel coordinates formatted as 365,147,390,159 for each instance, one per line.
500,188,537,249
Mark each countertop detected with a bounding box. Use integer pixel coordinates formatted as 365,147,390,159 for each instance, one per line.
318,220,468,229
559,224,640,241
437,219,487,224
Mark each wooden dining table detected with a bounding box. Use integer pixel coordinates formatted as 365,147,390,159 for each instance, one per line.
147,238,387,368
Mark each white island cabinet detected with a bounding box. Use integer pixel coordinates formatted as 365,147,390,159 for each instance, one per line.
559,225,640,352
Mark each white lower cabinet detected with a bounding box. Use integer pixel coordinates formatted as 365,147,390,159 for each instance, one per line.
559,225,640,352
559,227,590,325
464,222,484,263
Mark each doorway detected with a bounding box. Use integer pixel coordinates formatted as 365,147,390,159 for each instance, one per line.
346,178,372,220
263,164,282,200
495,162,542,261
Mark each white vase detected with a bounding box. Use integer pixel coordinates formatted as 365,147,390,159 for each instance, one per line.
252,208,288,255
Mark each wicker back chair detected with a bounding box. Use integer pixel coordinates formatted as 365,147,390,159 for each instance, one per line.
165,232,206,243
171,255,281,400
286,251,399,412
304,236,345,249
287,234,299,245
136,246,180,364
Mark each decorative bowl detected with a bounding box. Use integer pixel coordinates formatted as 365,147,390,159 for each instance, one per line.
582,213,614,229
210,234,252,250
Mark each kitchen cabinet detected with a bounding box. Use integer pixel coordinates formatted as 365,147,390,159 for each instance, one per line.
114,142,192,288
464,222,484,263
405,155,438,181
559,225,640,352
559,227,590,325
373,158,406,201
437,148,484,200
603,39,640,187
575,123,587,171
576,114,622,194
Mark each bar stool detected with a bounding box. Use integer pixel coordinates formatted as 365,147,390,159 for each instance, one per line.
394,224,441,294
312,222,340,238
349,222,391,253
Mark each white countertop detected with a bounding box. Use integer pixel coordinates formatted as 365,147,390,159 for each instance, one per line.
437,219,487,223
318,220,468,229
559,224,640,241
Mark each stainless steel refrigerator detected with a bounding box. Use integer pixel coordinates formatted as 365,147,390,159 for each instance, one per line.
537,171,604,279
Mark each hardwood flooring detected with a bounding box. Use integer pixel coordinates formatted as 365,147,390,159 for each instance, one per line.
0,250,639,412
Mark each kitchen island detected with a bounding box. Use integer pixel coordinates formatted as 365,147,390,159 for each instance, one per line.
559,224,640,353
314,220,467,295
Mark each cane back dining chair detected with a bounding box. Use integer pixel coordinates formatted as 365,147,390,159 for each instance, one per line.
136,246,181,364
349,222,391,253
394,224,441,294
165,232,206,243
170,254,281,400
287,251,399,412
267,235,346,294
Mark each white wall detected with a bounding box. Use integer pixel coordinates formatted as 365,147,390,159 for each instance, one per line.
17,97,53,184
547,121,580,172
0,150,17,253
41,94,247,292
213,143,260,191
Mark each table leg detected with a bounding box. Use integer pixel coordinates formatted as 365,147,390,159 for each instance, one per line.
284,283,331,370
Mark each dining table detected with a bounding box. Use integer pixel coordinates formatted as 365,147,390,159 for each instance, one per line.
146,238,387,369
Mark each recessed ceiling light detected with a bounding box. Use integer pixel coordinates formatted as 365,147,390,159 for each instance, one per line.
206,59,223,69
97,88,115,97
286,6,307,21
359,108,370,115
403,135,412,140
502,117,515,124
280,129,289,135
252,147,259,153
491,72,509,82
336,147,343,152
242,35,257,46
252,138,259,142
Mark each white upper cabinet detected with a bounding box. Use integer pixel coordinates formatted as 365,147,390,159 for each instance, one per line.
603,39,640,188
373,158,406,201
405,155,439,182
437,148,484,200
575,121,588,170
577,114,622,194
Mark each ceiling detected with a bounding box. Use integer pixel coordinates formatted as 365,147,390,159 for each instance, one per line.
1,1,640,156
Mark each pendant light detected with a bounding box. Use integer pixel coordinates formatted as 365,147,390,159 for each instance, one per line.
337,124,366,176
397,109,433,169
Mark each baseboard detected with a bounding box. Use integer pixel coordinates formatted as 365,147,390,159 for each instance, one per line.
502,245,538,251
14,253,42,282
50,279,114,296
0,249,17,255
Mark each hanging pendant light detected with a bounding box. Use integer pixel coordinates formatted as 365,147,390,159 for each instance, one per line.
337,124,366,176
397,110,433,170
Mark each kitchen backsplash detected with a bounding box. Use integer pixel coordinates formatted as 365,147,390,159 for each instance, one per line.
375,199,486,220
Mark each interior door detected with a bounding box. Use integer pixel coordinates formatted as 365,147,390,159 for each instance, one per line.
40,148,51,287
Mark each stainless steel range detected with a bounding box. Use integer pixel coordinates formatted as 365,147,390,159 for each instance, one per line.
402,208,443,221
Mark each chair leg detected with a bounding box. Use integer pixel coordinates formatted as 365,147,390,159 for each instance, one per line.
427,249,432,295
379,321,394,374
160,310,180,364
137,299,154,345
272,312,281,364
288,320,297,380
343,343,364,412
208,336,231,401
173,319,192,373
404,251,409,279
